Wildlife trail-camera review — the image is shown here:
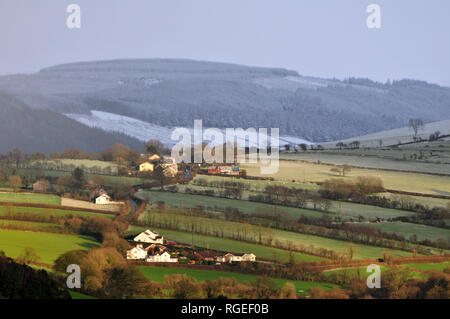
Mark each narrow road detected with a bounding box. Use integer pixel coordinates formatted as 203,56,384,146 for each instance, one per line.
125,197,140,222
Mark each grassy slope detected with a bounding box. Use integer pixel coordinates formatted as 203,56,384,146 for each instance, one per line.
377,192,450,208
138,266,338,296
174,183,416,221
136,190,323,220
0,219,61,232
138,189,411,223
367,222,450,242
323,266,427,280
401,262,450,272
0,192,61,205
16,168,146,186
69,291,97,299
0,205,116,219
241,160,450,195
0,229,100,264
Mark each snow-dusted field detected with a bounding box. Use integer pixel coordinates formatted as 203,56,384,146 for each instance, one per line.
319,119,450,148
65,110,311,148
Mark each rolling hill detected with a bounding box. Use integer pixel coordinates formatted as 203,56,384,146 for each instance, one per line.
0,59,450,153
0,93,142,153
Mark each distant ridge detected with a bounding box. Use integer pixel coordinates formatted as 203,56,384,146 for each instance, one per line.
0,58,449,152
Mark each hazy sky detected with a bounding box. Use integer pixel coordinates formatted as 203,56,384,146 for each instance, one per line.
1,0,449,85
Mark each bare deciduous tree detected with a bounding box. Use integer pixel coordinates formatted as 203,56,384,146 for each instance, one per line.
408,118,425,137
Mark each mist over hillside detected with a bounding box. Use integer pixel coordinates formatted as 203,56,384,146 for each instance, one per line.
0,59,449,153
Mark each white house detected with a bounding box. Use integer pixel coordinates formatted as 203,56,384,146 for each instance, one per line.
241,253,256,262
224,253,241,263
126,244,147,260
134,229,164,244
95,193,111,205
146,251,178,263
220,253,256,263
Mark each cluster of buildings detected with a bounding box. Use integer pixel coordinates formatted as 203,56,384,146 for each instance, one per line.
126,229,256,264
138,154,178,177
127,230,178,263
207,166,240,176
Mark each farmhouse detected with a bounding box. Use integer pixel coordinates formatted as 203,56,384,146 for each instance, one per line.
160,157,178,177
126,244,147,260
208,167,221,174
146,251,178,263
95,193,111,205
207,166,240,176
217,253,256,263
242,253,256,262
225,253,242,263
134,229,164,244
139,162,155,172
33,180,51,192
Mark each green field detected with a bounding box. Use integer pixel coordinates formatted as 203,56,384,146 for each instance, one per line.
136,190,330,220
0,219,60,232
323,266,427,280
0,192,61,205
27,159,119,170
377,192,450,209
69,291,97,299
401,262,450,272
138,266,339,297
192,174,319,191
367,222,450,242
16,168,147,186
138,188,416,226
0,229,100,264
0,205,116,220
177,183,415,221
241,160,450,196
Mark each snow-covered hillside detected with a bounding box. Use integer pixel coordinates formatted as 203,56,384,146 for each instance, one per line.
65,110,311,148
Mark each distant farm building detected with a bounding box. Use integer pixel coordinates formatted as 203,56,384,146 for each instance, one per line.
33,180,51,192
146,251,178,263
216,253,256,263
139,162,155,172
134,229,164,244
95,192,112,205
126,244,147,260
161,157,178,177
207,166,240,176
